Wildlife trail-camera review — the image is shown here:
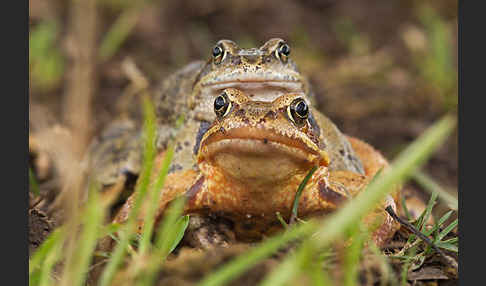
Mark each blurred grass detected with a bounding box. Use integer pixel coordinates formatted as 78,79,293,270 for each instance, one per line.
413,170,458,210
60,186,105,286
333,18,370,56
29,20,64,92
99,0,153,61
417,4,458,111
98,95,159,286
342,224,365,286
29,167,40,197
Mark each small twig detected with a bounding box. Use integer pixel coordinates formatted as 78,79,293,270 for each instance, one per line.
275,212,288,228
385,206,446,260
29,196,45,210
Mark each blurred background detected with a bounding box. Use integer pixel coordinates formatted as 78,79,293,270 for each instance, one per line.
29,0,457,217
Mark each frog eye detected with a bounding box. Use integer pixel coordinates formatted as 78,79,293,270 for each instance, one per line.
275,42,291,62
214,91,232,118
287,98,309,125
212,44,226,64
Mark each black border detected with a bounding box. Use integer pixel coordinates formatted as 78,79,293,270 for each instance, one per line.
5,0,28,284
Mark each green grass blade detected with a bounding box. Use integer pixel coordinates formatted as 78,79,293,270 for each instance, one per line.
258,254,298,286
137,197,188,286
100,223,122,238
401,246,417,285
38,241,63,286
290,166,318,224
61,190,105,286
99,8,140,61
401,195,412,221
420,191,438,232
413,171,458,210
168,215,190,253
436,218,458,242
29,227,65,275
198,114,455,286
275,212,288,228
343,225,365,286
369,241,398,286
138,143,175,255
435,242,458,252
154,197,186,257
423,210,454,237
29,167,40,196
99,96,158,286
258,242,310,286
441,237,458,244
309,255,332,286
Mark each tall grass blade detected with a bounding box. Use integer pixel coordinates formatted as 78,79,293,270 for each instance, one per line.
258,242,310,286
99,9,140,61
137,196,188,286
413,171,458,210
29,227,65,276
138,144,175,255
99,96,157,286
420,191,438,232
436,218,458,242
60,188,105,286
38,240,63,286
343,224,365,286
168,215,190,254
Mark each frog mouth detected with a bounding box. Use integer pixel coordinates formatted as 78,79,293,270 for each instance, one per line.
201,80,304,101
198,129,326,183
199,127,327,168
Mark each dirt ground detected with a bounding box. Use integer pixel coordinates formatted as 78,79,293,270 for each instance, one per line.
29,0,458,284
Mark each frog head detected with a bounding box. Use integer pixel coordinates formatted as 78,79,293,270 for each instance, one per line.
196,88,328,185
190,38,312,120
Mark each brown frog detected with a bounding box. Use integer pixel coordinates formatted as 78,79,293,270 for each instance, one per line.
113,88,400,246
87,38,361,199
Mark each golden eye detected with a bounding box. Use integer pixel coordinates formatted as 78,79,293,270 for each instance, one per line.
214,92,232,118
212,44,227,64
287,98,308,125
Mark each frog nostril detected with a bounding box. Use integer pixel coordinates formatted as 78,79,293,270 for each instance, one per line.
244,54,259,64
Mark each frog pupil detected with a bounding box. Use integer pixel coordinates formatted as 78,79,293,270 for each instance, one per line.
295,101,308,117
213,46,223,58
279,43,290,56
214,95,226,112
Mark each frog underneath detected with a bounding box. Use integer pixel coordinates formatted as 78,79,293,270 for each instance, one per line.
113,88,400,246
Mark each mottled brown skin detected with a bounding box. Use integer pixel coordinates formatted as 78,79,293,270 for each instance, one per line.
113,89,400,246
